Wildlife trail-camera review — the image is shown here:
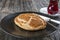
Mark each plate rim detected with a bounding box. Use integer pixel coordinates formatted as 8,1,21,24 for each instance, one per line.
0,11,57,38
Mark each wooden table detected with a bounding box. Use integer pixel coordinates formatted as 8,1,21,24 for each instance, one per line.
0,0,60,40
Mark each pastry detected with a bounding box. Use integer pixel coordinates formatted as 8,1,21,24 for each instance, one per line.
14,13,47,30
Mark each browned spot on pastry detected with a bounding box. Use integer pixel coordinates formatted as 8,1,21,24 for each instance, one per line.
29,17,43,27
19,14,31,21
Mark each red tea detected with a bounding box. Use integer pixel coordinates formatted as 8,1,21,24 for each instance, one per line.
48,0,58,15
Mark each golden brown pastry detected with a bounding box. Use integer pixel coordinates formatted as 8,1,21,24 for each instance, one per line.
14,13,47,30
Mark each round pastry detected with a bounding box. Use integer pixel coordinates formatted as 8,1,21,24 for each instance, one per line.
14,13,47,31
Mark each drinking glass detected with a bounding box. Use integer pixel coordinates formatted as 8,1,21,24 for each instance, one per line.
32,0,60,16
40,0,60,16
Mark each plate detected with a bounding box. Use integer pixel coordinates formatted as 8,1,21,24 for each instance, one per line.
0,12,57,38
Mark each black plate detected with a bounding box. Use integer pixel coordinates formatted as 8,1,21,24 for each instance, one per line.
0,12,57,38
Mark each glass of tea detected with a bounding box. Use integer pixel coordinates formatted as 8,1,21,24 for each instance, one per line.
39,0,60,16
48,0,59,15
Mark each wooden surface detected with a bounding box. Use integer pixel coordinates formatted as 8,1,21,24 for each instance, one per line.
0,0,60,40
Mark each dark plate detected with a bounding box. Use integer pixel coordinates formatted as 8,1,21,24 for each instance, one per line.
0,12,57,38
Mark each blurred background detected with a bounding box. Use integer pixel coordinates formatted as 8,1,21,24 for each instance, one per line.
0,0,60,40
